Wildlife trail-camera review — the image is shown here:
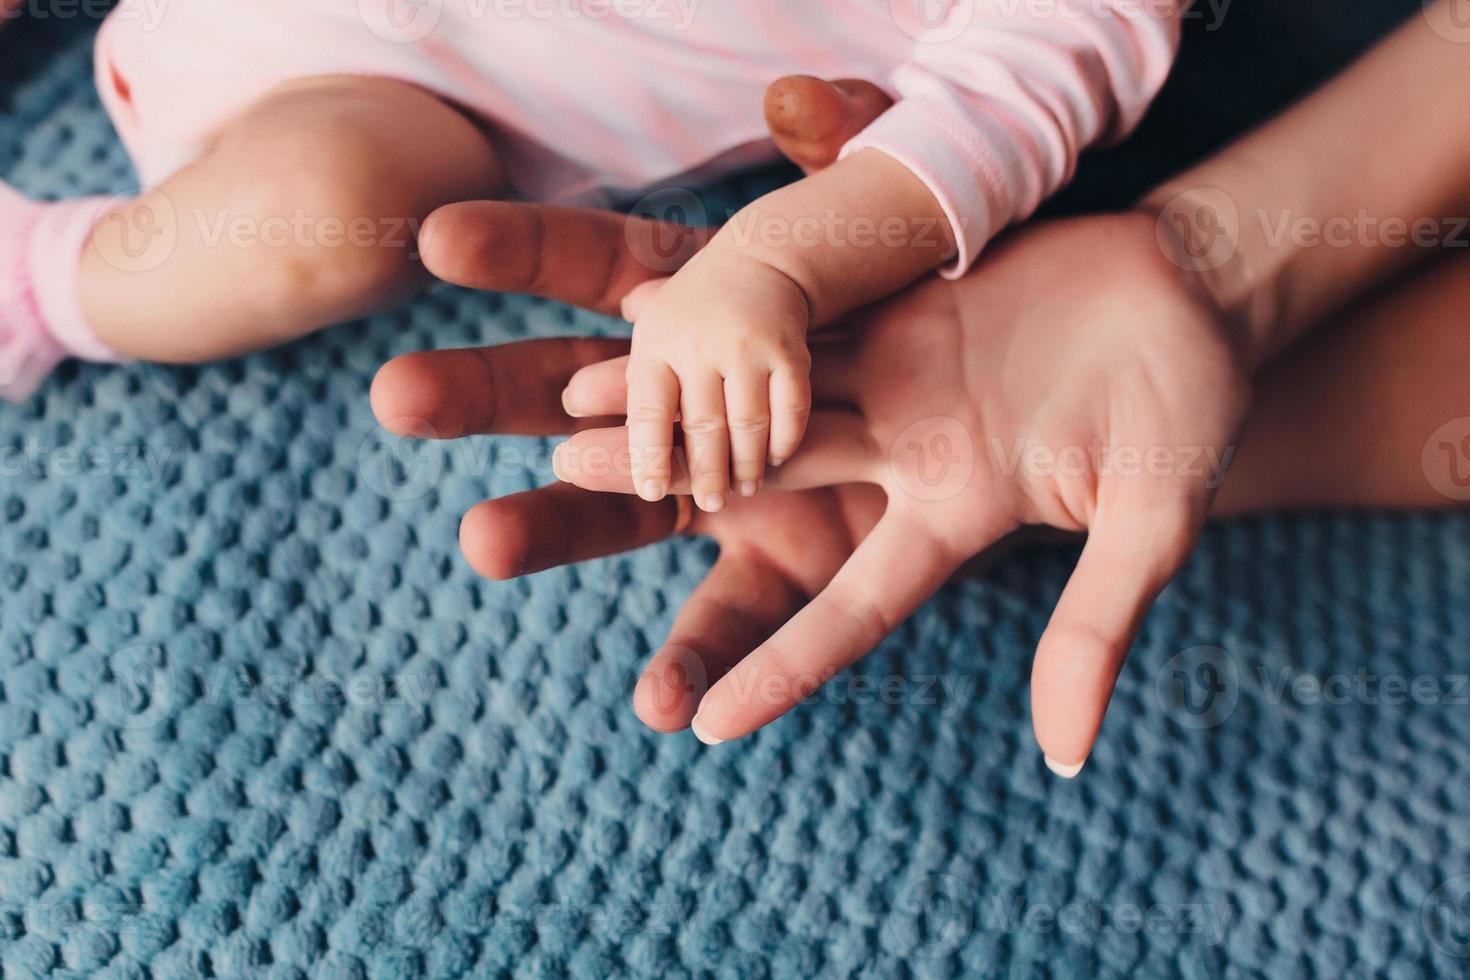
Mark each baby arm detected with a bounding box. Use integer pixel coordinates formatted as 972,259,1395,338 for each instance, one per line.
621,0,1183,510
622,148,952,511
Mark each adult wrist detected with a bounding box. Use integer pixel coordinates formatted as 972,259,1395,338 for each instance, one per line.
1136,181,1286,374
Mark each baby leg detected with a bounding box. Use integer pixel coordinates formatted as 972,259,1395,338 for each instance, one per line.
1217,249,1470,514
80,75,503,363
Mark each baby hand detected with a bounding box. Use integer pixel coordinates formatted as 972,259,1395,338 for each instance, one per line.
623,244,813,511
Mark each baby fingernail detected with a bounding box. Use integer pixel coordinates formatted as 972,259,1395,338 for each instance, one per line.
639,480,665,502
739,480,758,497
703,492,725,513
1044,756,1085,779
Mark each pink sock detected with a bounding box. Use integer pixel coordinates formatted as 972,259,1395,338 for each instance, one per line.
0,184,128,402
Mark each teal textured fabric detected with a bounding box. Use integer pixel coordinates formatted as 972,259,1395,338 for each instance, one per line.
2,6,1469,978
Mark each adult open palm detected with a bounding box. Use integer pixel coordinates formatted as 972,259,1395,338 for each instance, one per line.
556,211,1251,772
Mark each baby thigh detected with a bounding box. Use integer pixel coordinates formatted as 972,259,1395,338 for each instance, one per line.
82,75,504,362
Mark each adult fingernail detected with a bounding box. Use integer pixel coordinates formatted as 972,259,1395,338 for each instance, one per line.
1044,756,1085,779
769,456,785,468
560,387,589,418
639,480,665,502
690,716,724,745
702,492,725,513
551,443,569,481
739,480,758,497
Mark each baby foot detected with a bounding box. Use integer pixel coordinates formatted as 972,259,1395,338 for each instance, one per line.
0,185,124,401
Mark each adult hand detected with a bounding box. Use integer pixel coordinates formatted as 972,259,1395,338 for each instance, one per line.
378,76,1246,777
371,330,894,735
375,73,903,738
555,211,1251,774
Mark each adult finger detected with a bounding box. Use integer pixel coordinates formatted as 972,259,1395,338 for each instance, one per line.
370,338,630,438
419,201,715,316
459,483,686,580
554,412,877,495
1029,505,1202,777
688,509,994,743
765,76,894,174
635,552,809,732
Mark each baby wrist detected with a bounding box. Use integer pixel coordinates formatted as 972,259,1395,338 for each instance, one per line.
707,221,821,326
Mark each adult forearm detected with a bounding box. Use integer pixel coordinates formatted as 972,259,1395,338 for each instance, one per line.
1144,1,1470,370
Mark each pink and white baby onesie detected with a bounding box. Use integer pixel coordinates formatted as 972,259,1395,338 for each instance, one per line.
1,0,1181,399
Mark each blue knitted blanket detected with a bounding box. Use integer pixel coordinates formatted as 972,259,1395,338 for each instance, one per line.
2,6,1467,978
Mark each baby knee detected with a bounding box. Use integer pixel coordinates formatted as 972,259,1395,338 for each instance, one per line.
214,133,427,325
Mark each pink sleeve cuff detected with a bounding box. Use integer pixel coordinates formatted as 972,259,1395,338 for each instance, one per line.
839,96,1035,279
836,2,1182,279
